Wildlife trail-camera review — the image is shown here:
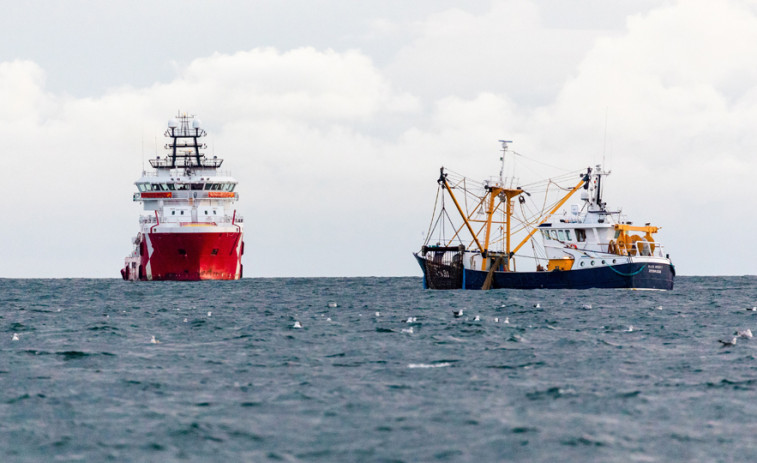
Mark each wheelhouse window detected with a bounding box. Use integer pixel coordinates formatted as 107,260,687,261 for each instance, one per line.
557,230,566,241
576,229,586,242
565,230,573,241
550,230,558,240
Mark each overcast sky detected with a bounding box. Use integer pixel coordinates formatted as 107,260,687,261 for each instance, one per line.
2,0,755,278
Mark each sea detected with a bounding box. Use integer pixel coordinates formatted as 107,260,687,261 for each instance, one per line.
2,276,757,462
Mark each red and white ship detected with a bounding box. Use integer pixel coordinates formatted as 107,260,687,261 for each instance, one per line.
121,113,244,281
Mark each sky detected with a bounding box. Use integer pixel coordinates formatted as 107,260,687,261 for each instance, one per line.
2,0,756,278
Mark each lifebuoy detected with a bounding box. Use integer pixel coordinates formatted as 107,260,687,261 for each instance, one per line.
569,244,577,249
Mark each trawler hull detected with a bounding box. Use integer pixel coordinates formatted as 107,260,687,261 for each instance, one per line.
415,254,674,291
122,231,243,281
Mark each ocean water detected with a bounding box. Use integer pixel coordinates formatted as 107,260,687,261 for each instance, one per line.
2,276,757,462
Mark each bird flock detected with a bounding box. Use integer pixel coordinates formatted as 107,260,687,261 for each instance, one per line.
11,301,754,349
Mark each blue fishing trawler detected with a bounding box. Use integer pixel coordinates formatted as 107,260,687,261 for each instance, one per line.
415,141,675,290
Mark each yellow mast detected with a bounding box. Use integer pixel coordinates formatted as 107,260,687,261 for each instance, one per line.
439,170,485,253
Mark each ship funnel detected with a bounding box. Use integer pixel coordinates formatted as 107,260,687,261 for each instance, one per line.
168,118,178,129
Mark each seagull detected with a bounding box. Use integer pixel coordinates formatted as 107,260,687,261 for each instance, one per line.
183,318,188,323
494,317,499,323
582,304,592,309
719,337,738,347
453,309,464,318
401,327,414,334
406,317,417,323
625,326,634,332
328,302,338,308
655,305,663,310
533,303,541,308
151,336,160,344
11,333,19,341
375,312,380,317
747,307,757,312
207,311,212,317
293,321,303,329
504,317,510,324
473,315,480,321
326,317,332,322
736,329,753,339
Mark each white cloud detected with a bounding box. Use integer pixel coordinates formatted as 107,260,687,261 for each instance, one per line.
4,0,757,277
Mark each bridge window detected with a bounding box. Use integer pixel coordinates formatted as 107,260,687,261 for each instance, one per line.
576,229,586,242
565,230,572,241
558,230,566,241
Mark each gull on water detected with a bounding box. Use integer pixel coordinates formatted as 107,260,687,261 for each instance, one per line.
151,336,160,344
625,326,634,332
293,321,303,329
736,329,753,339
207,311,212,317
453,309,464,318
406,317,417,323
504,317,510,324
494,317,499,323
473,315,480,321
326,317,332,322
747,307,757,312
11,333,19,341
183,318,188,323
582,304,592,309
719,337,738,347
533,303,541,308
401,327,414,334
328,302,338,308
375,312,380,317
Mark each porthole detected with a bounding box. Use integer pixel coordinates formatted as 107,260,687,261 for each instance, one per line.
601,260,606,265
580,261,585,267
612,259,617,264
590,261,595,266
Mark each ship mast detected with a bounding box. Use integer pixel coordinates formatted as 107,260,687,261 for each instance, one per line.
483,140,522,271
149,113,223,170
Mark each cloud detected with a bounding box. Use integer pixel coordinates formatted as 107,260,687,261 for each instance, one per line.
4,0,757,278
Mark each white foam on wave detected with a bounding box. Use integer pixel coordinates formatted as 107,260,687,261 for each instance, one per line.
408,362,452,369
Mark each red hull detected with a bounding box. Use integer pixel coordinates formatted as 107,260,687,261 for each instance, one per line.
129,231,243,281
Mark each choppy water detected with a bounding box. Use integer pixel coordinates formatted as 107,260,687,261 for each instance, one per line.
2,277,757,462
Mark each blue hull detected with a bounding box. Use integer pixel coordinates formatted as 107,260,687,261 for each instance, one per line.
415,254,675,290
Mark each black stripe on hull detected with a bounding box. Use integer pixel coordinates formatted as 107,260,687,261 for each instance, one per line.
414,254,675,290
